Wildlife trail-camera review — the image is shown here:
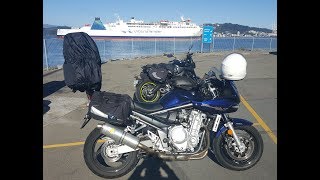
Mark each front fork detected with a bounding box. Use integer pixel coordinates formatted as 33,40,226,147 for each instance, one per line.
220,114,246,152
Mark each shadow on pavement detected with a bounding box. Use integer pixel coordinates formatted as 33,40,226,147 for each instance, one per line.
43,80,66,98
43,100,51,115
128,156,179,180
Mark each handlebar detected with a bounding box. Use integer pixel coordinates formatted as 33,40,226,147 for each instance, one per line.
170,52,193,63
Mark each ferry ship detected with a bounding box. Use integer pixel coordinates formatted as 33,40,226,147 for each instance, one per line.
57,16,202,39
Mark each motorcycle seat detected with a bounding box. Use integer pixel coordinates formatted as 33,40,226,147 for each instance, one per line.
131,101,163,113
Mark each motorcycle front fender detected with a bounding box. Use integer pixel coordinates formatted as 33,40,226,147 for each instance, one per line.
215,118,253,138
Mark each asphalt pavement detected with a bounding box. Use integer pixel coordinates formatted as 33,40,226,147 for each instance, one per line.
43,51,277,180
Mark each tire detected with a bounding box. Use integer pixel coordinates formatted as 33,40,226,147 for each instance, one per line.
212,125,263,171
135,79,161,103
83,128,140,179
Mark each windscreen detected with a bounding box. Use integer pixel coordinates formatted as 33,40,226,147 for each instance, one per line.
207,67,223,80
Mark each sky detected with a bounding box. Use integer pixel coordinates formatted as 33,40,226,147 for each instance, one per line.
43,0,277,29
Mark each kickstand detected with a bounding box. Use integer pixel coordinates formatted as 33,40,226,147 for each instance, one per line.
80,113,91,129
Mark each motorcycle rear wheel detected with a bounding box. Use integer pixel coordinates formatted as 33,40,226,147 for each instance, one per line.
83,128,140,179
136,79,161,103
212,125,263,171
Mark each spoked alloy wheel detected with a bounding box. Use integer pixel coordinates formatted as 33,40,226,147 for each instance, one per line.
83,128,139,178
212,126,263,171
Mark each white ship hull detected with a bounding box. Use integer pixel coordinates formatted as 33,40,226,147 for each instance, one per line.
57,17,202,38
57,28,202,38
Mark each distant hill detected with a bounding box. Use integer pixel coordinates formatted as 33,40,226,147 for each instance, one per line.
43,24,58,28
212,23,272,34
43,25,71,37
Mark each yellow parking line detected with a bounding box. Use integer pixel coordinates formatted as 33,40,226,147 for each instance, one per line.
43,140,106,149
43,141,84,149
253,123,260,126
240,95,277,144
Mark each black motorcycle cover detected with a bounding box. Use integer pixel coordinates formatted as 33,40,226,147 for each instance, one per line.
63,32,102,92
89,91,132,125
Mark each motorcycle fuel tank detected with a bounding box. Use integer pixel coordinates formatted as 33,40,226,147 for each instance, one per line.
160,89,201,109
160,80,240,113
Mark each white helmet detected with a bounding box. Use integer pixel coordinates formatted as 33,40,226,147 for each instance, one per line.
221,53,247,80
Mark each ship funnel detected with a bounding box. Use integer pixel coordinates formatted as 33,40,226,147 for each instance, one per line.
91,17,106,30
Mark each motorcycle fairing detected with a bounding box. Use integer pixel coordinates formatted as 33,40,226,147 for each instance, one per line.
214,118,253,138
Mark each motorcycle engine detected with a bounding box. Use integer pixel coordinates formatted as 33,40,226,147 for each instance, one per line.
168,110,207,152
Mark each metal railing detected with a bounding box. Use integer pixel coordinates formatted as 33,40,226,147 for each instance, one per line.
43,37,277,70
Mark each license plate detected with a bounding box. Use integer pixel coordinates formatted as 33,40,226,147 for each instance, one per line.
212,115,221,132
133,80,139,87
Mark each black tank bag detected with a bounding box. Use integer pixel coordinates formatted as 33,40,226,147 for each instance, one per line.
147,63,169,83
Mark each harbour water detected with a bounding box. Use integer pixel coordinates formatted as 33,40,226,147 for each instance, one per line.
43,36,277,69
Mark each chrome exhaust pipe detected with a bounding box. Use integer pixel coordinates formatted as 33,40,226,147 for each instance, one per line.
97,123,140,149
98,122,209,161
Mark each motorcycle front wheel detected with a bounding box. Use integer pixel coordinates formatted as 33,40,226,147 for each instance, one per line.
83,128,140,179
135,79,161,103
212,125,263,171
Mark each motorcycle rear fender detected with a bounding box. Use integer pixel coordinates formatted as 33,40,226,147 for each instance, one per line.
215,118,253,138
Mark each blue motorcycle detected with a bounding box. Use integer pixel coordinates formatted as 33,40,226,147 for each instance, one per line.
81,54,263,179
